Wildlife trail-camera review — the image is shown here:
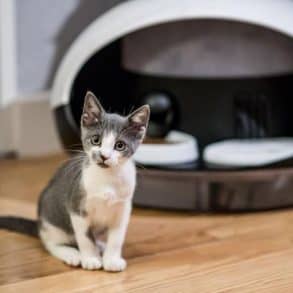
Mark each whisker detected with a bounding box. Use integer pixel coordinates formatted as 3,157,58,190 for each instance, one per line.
63,155,86,176
128,105,135,115
65,149,85,154
135,162,147,171
67,143,83,149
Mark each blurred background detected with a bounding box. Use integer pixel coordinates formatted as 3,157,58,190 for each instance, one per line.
0,0,122,157
1,0,293,159
1,0,293,211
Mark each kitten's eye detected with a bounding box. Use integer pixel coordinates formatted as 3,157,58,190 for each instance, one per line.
91,135,101,145
115,141,126,151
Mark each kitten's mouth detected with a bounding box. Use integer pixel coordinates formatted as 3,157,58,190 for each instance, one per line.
97,162,110,168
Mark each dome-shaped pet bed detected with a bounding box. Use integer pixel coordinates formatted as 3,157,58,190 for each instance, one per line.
51,0,293,212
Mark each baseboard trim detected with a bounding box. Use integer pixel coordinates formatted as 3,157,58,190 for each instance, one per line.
0,93,62,157
0,151,17,159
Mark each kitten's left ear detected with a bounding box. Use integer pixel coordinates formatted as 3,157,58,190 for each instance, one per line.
129,105,150,125
128,105,150,138
81,91,105,127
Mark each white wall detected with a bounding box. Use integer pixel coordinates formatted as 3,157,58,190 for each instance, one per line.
0,0,17,107
0,0,123,156
16,0,123,100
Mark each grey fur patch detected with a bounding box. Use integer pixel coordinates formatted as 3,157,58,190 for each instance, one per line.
38,155,85,235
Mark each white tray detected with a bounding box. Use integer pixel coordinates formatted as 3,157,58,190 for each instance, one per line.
134,131,198,166
204,138,293,168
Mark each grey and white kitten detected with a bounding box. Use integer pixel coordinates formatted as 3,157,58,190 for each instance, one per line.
0,91,150,272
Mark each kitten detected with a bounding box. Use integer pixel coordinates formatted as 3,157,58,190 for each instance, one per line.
0,91,150,272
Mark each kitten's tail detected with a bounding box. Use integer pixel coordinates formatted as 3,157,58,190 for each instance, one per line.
0,216,38,237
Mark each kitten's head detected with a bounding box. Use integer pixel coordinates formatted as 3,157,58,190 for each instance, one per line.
81,91,150,168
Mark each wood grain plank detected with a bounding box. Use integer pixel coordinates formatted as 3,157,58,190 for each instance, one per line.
2,230,293,293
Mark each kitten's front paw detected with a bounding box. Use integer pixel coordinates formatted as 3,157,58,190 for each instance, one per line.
81,256,102,270
103,256,127,272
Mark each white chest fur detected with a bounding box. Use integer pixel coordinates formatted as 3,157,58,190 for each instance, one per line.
81,160,136,227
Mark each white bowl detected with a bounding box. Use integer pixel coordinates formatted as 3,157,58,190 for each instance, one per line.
134,131,198,166
204,138,293,168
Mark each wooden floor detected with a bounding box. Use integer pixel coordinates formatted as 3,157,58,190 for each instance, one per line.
0,155,293,292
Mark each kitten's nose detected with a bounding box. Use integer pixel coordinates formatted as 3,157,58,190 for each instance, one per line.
100,154,109,162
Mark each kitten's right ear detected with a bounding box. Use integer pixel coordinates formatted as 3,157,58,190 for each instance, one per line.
81,91,105,127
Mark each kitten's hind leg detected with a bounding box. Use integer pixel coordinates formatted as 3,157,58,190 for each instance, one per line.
45,244,81,267
39,221,81,267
